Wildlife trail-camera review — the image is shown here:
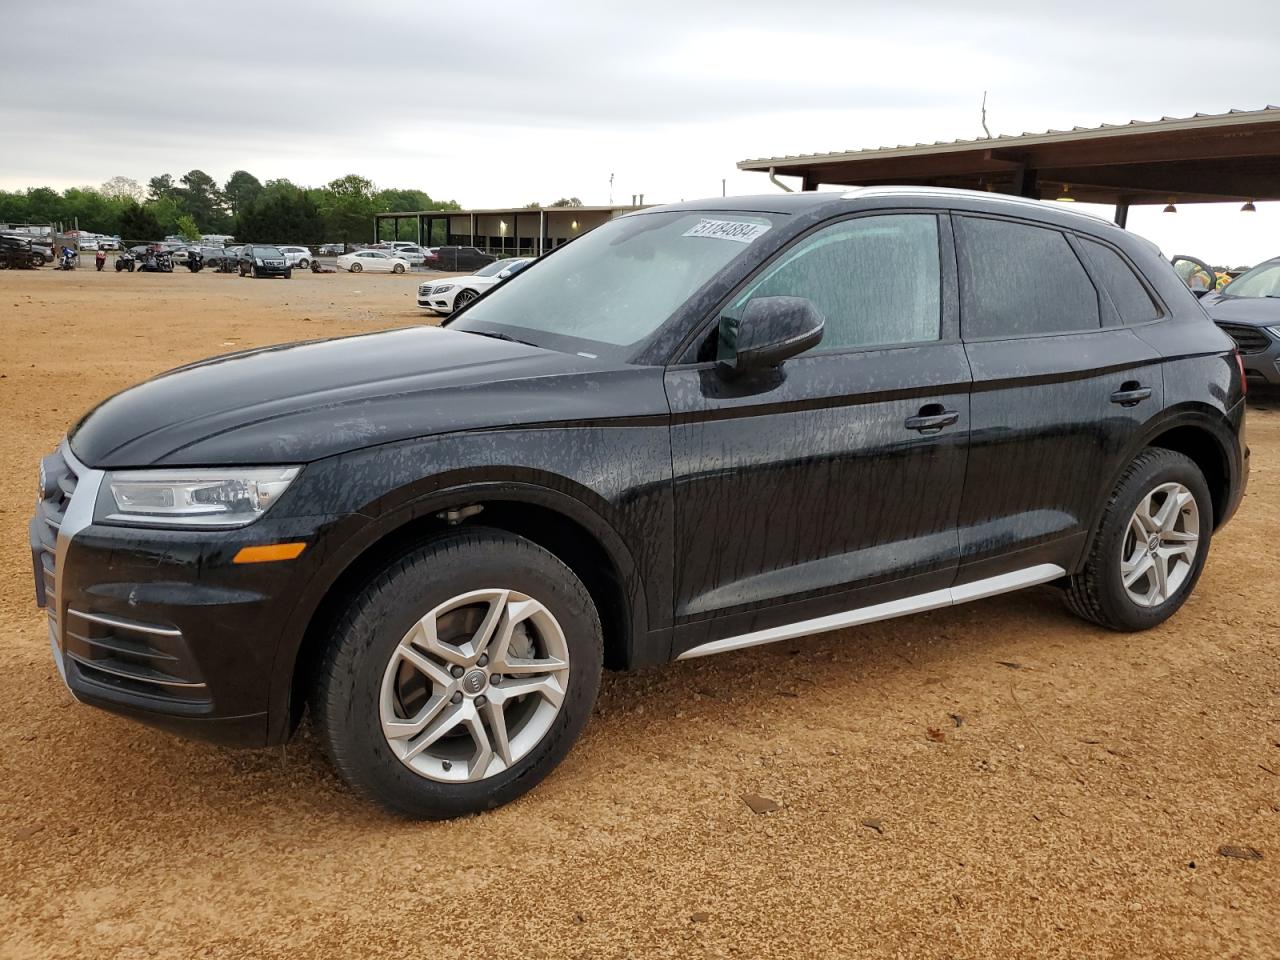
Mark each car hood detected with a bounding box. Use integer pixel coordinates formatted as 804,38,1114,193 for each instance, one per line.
69,326,644,467
1200,293,1280,326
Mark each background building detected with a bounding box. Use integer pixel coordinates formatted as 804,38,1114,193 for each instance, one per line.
374,204,646,256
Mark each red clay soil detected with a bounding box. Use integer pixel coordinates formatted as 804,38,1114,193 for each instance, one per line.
0,268,1276,959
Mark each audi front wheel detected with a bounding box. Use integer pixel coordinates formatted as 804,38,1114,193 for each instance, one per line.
312,528,603,819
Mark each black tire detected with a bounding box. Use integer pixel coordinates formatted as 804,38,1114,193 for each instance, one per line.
392,262,405,274
312,528,603,819
252,266,260,279
453,288,477,311
350,262,362,273
298,258,310,269
284,269,292,280
1065,448,1212,631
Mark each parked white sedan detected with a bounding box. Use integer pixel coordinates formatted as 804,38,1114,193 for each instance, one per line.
337,250,411,274
417,258,530,314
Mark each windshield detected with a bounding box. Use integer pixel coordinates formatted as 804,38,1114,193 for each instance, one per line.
256,246,283,258
1224,260,1280,298
475,259,518,278
449,211,781,357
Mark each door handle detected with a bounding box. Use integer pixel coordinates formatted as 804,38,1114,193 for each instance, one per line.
1110,382,1152,407
904,404,959,434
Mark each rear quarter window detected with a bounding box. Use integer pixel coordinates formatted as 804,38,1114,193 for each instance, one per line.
1079,238,1162,324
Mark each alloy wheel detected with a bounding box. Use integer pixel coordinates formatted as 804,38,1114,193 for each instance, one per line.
379,588,570,783
1120,482,1200,607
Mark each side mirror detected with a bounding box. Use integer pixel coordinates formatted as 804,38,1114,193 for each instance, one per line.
717,296,824,374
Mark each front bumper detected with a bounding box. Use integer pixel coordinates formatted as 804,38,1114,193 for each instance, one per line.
1241,349,1280,386
417,286,458,313
1215,322,1280,385
31,444,329,747
250,262,290,276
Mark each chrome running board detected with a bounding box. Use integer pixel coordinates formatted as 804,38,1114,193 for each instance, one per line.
676,563,1066,660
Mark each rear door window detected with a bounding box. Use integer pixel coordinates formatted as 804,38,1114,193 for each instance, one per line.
1079,238,1161,324
957,216,1100,338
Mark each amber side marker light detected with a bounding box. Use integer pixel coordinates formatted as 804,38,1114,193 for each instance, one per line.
233,542,307,564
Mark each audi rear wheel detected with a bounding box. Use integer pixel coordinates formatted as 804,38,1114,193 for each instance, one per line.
1065,448,1212,631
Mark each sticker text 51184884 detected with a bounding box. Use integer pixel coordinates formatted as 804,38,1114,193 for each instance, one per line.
682,219,771,244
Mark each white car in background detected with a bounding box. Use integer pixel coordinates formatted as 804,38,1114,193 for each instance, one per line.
278,246,313,269
337,250,410,274
385,244,433,266
417,258,530,314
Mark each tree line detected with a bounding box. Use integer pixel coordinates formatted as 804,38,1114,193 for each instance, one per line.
0,171,461,245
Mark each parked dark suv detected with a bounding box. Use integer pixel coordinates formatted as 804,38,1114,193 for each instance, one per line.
237,243,291,279
29,188,1248,819
431,245,495,271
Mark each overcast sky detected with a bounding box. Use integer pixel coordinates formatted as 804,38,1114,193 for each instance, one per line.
5,1,1278,263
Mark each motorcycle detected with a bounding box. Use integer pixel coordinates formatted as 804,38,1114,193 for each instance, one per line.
137,250,173,273
58,248,77,271
185,250,204,273
95,250,107,272
115,250,136,272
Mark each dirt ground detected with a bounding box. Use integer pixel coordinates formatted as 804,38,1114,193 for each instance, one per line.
0,266,1276,959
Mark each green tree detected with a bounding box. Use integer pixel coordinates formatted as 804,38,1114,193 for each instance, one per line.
551,197,583,207
234,181,324,244
177,169,228,231
23,187,64,224
61,187,122,235
146,196,183,235
318,174,378,243
175,214,202,242
118,202,163,243
147,174,177,202
223,170,263,216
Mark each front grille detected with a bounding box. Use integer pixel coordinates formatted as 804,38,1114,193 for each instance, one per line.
34,447,79,634
1216,322,1273,355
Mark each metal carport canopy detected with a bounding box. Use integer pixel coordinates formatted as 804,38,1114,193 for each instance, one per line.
738,106,1280,220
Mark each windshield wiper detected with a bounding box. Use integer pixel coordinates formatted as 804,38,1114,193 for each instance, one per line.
465,329,539,347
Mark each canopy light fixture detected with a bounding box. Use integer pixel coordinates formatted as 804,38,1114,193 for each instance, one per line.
1241,200,1257,213
1163,201,1178,214
1056,184,1075,202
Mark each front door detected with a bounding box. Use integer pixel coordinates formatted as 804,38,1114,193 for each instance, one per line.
666,212,972,655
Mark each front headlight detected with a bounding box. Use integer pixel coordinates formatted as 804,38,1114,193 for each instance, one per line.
97,467,300,528
255,257,264,266
1265,326,1280,340
435,284,455,294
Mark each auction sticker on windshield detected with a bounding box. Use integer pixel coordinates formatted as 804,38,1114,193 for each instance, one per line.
682,219,771,244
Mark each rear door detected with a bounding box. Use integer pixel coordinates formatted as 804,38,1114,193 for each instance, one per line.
666,211,972,653
953,214,1164,582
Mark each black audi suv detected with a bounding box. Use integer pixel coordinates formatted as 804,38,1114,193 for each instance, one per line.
30,188,1248,819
